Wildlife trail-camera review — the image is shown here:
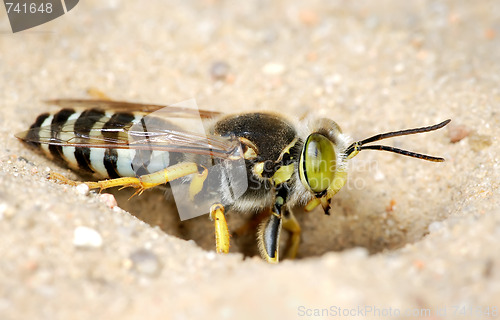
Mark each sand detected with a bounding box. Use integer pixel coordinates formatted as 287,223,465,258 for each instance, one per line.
0,0,499,319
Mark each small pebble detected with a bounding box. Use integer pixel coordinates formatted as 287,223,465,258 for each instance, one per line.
262,62,285,75
75,183,90,196
428,221,444,233
448,123,470,143
129,249,162,277
99,193,117,208
343,247,369,259
210,61,230,81
206,251,216,261
73,226,103,248
394,63,405,73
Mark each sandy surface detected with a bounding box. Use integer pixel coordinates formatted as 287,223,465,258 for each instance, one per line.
0,0,499,319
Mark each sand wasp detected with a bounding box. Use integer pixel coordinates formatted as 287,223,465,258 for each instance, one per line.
16,99,450,263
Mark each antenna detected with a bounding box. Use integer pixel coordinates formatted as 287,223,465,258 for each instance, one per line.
345,119,451,162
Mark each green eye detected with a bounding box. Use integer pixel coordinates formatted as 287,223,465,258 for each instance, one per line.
300,133,337,193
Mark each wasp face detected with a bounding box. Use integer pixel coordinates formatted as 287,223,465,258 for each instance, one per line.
299,133,337,195
298,119,350,214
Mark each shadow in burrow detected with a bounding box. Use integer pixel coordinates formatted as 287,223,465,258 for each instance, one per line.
108,183,433,261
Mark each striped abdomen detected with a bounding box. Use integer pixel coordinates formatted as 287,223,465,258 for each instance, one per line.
17,108,183,179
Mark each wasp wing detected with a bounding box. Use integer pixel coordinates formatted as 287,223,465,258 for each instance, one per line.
45,99,222,119
16,110,248,220
16,114,241,160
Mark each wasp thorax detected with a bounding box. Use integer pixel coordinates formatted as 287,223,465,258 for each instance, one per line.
299,133,337,194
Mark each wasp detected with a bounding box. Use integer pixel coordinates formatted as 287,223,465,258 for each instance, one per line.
15,99,450,263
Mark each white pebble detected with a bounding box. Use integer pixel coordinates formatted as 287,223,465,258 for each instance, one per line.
75,183,90,195
394,63,405,73
99,193,117,208
428,221,444,233
343,247,369,259
73,226,103,248
262,62,285,75
210,61,230,81
206,251,216,260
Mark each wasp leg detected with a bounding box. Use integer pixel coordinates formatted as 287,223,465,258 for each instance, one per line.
49,162,201,198
48,171,81,186
257,187,289,263
209,204,230,254
188,166,208,201
282,208,301,259
257,211,282,264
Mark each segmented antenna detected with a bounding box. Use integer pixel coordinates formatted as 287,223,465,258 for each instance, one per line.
345,119,451,162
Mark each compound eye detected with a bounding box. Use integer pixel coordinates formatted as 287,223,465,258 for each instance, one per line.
300,133,337,193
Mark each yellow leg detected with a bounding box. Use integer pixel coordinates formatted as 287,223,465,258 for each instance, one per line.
209,204,230,254
48,171,81,186
282,209,301,259
49,162,201,197
188,166,208,201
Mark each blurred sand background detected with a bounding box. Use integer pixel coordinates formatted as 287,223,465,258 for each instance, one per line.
0,0,499,319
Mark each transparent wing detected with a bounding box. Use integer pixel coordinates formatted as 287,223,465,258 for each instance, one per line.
16,115,241,160
17,102,248,220
45,99,223,118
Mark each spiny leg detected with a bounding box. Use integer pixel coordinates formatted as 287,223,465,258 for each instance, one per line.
48,171,82,186
209,204,230,254
282,208,301,260
49,162,202,197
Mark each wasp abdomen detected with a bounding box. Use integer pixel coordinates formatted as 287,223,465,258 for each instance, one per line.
17,108,180,179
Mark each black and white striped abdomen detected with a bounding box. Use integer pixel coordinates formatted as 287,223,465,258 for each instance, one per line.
17,108,183,179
